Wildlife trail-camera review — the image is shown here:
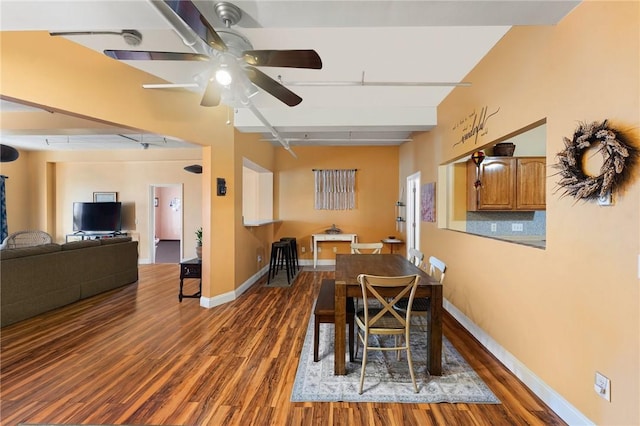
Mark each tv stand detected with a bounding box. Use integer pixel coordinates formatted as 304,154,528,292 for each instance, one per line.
66,232,127,243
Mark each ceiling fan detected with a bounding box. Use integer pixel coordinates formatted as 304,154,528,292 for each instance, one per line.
103,1,322,109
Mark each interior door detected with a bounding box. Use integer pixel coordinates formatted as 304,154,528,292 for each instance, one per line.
150,184,183,263
406,172,421,256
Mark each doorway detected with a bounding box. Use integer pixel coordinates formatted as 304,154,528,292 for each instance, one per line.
406,172,421,255
150,184,183,263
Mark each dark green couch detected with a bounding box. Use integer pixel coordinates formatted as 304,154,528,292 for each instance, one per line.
0,236,138,327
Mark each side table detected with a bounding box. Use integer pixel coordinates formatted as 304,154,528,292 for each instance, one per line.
179,258,202,302
381,238,404,254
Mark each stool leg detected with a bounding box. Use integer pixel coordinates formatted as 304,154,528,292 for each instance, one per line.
285,247,292,283
314,316,320,362
280,238,299,272
291,239,299,271
267,245,278,284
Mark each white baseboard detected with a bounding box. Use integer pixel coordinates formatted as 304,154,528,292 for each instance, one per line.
199,265,269,308
444,299,593,426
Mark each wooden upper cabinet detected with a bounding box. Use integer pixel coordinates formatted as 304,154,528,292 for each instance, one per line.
467,156,546,211
516,157,546,210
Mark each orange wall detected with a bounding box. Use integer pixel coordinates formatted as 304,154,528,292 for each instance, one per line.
274,145,401,261
0,150,32,234
400,3,639,425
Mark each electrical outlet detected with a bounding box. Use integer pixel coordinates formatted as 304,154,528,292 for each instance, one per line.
257,255,262,263
594,372,611,401
491,223,497,232
301,246,306,254
512,223,524,232
333,246,337,253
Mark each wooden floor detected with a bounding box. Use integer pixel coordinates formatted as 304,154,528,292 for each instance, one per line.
0,264,566,426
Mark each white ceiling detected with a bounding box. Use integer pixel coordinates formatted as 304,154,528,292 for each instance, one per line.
0,0,579,151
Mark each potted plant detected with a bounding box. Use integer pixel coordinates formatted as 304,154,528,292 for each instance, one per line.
195,227,202,259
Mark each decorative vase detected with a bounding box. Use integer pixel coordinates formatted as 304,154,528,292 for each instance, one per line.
195,245,202,259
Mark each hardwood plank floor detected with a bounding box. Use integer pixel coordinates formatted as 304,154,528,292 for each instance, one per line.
0,264,566,426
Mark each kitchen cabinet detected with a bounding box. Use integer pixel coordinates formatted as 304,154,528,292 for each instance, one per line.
467,156,546,211
516,157,546,210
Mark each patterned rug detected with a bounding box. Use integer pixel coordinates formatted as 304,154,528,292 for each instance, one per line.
291,315,501,404
264,268,300,287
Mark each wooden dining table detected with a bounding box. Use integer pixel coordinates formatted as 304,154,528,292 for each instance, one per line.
334,253,443,376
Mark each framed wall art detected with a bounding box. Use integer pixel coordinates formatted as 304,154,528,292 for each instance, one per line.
93,192,117,202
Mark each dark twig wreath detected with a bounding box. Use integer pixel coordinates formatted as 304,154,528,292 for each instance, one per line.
554,120,637,200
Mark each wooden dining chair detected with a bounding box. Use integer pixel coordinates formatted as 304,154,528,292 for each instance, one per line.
407,248,425,269
394,255,446,326
355,273,421,394
350,242,383,254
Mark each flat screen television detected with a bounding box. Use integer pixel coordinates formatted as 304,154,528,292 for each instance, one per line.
73,202,122,232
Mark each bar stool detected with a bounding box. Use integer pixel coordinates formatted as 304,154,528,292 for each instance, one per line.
268,241,294,284
280,237,299,271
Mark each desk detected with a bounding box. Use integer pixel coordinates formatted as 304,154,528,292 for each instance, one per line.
334,254,442,376
179,258,202,302
312,233,357,268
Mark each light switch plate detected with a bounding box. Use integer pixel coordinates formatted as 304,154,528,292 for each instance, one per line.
594,372,611,401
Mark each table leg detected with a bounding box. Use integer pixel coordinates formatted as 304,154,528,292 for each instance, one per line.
334,282,347,375
428,285,443,375
313,239,318,268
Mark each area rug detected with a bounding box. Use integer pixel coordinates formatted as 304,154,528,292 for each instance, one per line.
291,316,501,404
264,268,300,287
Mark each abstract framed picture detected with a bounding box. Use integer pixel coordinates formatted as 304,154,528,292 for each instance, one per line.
421,182,435,222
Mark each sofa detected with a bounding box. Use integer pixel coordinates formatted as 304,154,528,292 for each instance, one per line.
1,236,139,327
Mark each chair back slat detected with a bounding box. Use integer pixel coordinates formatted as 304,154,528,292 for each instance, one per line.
407,248,425,268
428,256,446,284
351,242,383,254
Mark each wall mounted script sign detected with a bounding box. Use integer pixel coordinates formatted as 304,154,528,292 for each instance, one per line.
453,106,500,147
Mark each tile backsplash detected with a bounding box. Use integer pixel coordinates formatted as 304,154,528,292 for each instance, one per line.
466,211,546,237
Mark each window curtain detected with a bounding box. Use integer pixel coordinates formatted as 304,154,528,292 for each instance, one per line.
0,176,7,242
314,169,356,210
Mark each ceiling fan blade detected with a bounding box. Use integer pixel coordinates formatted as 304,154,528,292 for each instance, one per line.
200,80,221,107
243,50,322,69
245,67,302,107
166,0,227,51
104,50,209,61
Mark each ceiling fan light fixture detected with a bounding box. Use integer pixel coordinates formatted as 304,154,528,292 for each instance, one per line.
215,67,233,86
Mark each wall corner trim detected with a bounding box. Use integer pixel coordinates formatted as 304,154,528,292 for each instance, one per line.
199,265,269,308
